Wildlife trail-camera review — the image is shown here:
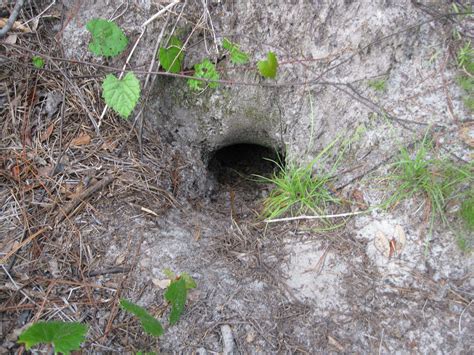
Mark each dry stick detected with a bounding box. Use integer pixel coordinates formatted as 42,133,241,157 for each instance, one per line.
54,175,115,225
0,0,24,38
265,210,370,224
142,0,181,27
0,226,51,265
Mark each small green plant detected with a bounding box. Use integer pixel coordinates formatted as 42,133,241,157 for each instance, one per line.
188,59,220,91
222,38,249,65
163,269,197,325
86,18,128,57
456,76,474,111
120,270,196,341
102,72,141,119
18,321,88,355
457,42,474,74
460,195,474,230
383,135,472,232
32,55,45,68
456,194,473,252
368,78,387,92
258,138,343,220
159,36,184,73
119,299,164,336
258,51,278,79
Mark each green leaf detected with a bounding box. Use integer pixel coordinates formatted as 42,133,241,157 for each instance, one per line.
102,72,140,119
120,299,164,337
86,18,128,57
159,36,184,73
165,278,187,325
18,321,88,355
32,56,45,69
187,59,220,91
258,52,278,79
222,38,249,65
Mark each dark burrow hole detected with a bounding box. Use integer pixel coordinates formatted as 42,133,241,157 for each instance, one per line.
208,143,284,186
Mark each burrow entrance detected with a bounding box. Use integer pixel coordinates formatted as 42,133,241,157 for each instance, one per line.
207,143,284,187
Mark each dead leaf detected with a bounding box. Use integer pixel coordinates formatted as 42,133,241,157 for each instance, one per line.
394,224,406,254
459,123,474,148
328,335,344,351
374,230,390,258
152,278,171,289
101,140,117,151
11,165,20,180
70,133,91,146
4,34,17,44
0,18,31,33
40,123,55,142
351,188,368,209
37,165,53,177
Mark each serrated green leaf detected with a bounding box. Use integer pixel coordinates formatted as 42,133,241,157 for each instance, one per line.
18,321,88,355
32,56,45,69
180,272,197,289
102,72,140,119
258,52,278,79
165,278,187,325
120,299,164,337
86,18,128,57
159,36,184,73
187,59,220,91
222,38,249,65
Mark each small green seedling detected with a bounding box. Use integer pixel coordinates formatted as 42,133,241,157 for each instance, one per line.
120,299,164,337
457,42,474,74
164,270,196,325
222,38,249,65
368,78,387,92
258,52,278,79
86,18,128,57
32,55,45,68
159,36,184,73
102,72,141,118
18,321,88,355
188,59,220,91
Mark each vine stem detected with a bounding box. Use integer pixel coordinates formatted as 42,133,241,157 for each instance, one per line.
98,0,181,126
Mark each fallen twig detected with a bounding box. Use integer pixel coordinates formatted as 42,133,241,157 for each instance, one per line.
264,210,370,223
54,175,115,225
0,0,25,38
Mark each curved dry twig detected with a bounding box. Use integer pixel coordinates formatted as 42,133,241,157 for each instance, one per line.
0,0,25,39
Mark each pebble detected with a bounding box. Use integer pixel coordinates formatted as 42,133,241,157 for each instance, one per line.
221,324,235,355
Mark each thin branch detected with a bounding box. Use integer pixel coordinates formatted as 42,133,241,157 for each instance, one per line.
0,0,24,38
265,210,370,223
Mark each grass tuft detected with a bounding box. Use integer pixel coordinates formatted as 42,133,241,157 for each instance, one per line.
368,78,387,92
383,135,473,232
460,195,474,230
257,138,343,221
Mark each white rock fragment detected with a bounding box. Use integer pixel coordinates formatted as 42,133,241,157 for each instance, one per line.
221,324,235,355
